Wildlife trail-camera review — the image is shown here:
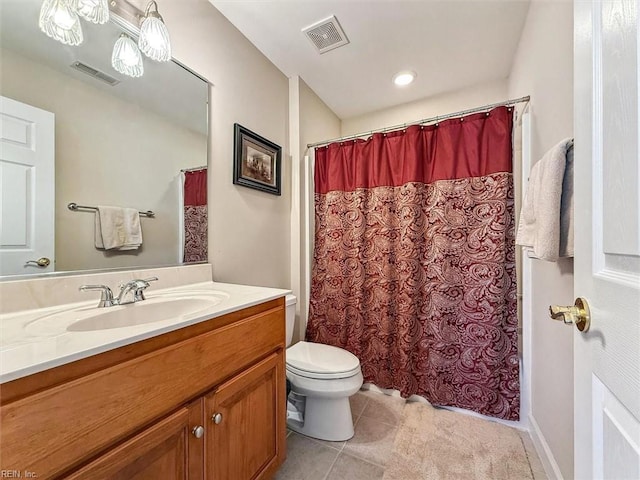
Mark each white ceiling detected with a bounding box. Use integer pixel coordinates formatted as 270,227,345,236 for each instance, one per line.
210,0,531,119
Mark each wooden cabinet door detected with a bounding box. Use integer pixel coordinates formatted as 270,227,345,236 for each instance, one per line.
64,399,204,480
205,351,286,480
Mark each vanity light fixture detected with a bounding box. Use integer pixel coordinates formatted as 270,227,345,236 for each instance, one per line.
112,33,144,78
38,0,173,79
393,70,417,87
138,1,171,62
38,0,84,46
70,0,109,24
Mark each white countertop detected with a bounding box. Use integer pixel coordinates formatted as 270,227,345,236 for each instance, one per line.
0,282,291,383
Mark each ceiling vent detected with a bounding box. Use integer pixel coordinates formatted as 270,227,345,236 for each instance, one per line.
70,61,120,86
302,15,349,54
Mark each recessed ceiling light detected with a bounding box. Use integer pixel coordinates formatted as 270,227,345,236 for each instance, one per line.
393,70,416,87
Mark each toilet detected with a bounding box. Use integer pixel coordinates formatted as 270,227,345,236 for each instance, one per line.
285,295,363,441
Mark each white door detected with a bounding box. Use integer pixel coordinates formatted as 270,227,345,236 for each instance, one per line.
574,1,640,478
0,96,55,275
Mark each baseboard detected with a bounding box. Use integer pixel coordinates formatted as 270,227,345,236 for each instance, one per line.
529,414,564,480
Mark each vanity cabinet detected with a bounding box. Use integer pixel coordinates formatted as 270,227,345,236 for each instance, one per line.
65,400,204,480
0,297,286,480
206,353,282,480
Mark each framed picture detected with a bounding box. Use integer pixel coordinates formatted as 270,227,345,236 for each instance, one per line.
233,123,282,196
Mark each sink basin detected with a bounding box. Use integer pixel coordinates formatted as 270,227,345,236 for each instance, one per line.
68,297,218,331
24,292,228,335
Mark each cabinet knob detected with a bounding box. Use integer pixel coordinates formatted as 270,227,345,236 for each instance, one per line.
192,425,204,438
212,413,223,424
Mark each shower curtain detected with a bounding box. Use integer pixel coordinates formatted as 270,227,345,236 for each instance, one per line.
306,106,519,420
182,168,208,263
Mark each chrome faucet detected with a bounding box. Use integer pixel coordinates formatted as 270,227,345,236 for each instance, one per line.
79,285,117,307
79,277,158,308
116,277,158,305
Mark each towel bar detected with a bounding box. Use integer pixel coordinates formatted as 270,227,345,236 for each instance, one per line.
67,202,155,218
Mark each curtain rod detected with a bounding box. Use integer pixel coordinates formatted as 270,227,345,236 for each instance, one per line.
306,95,530,149
181,166,207,172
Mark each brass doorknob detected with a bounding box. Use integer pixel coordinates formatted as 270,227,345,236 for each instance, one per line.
549,297,591,332
25,257,51,268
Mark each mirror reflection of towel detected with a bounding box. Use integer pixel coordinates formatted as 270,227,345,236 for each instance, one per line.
94,206,143,250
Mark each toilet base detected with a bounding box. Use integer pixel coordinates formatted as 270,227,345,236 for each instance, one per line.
287,395,355,441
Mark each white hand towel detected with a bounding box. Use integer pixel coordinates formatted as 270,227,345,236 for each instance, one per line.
559,145,574,257
94,206,143,251
516,138,574,261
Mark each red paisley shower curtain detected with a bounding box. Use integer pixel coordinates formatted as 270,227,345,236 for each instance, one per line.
306,106,519,420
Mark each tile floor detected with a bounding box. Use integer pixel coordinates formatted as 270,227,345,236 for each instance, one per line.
275,389,547,480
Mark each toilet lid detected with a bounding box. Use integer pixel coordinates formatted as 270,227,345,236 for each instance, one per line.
286,341,360,379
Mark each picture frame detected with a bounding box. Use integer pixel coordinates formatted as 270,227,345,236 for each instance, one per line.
233,123,282,196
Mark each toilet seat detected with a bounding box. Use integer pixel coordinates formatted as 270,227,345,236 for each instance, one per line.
286,363,361,380
286,341,361,380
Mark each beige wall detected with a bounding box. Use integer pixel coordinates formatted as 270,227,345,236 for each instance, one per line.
0,48,206,272
292,77,341,342
162,0,290,288
509,1,575,478
300,78,341,163
341,79,507,135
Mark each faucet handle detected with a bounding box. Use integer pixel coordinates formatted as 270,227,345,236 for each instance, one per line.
116,277,159,305
79,284,116,308
130,277,158,301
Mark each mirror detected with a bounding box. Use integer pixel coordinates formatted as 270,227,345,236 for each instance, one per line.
0,0,209,278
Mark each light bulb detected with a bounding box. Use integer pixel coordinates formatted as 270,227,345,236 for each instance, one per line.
112,33,144,78
70,0,109,24
138,2,171,62
39,0,83,46
53,7,75,29
120,47,140,66
144,27,166,50
393,71,417,87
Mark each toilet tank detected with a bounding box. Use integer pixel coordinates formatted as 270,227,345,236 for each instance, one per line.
285,294,297,347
